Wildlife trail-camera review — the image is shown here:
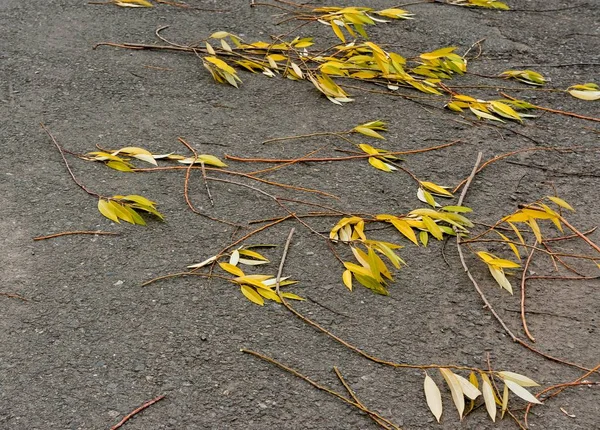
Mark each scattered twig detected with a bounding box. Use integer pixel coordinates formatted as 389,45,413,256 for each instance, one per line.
241,349,399,429
520,245,537,342
110,395,165,430
40,123,100,198
0,292,29,302
500,92,600,123
33,231,119,241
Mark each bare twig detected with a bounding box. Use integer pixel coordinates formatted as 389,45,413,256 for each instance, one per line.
0,292,28,302
33,231,119,241
520,245,537,342
110,395,165,430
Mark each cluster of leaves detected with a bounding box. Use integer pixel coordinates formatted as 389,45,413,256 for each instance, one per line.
330,204,473,295
97,195,163,225
424,369,540,423
500,69,546,86
475,196,578,294
446,94,536,122
451,0,510,10
188,246,303,306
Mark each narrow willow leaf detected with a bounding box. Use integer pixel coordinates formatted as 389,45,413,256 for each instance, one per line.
238,249,269,261
420,181,453,197
498,371,540,387
219,262,244,277
495,231,521,260
229,249,240,266
504,380,542,404
440,368,465,419
527,218,543,243
481,374,497,422
238,258,269,266
210,31,230,39
98,199,119,223
568,89,600,101
368,156,393,172
125,206,146,225
422,215,443,240
256,288,281,303
420,231,429,246
106,160,133,172
342,269,353,291
354,126,384,139
390,218,419,246
188,255,217,269
501,384,509,418
108,200,134,224
469,372,479,389
114,0,153,7
424,374,443,422
470,106,505,122
240,285,264,306
547,196,575,211
489,266,513,294
442,205,472,213
490,101,522,121
119,194,156,207
455,374,482,399
281,292,305,301
354,273,388,295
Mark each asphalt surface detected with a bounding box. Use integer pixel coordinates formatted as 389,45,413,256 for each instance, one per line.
1,1,599,429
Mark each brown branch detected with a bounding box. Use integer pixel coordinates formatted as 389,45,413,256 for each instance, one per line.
559,216,600,254
500,92,600,123
241,349,399,429
520,245,537,342
110,395,165,430
524,363,600,427
0,292,29,301
33,231,119,241
40,123,100,198
334,367,399,430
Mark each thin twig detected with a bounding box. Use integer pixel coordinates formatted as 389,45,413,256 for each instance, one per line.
520,245,537,342
241,349,399,429
110,395,165,430
40,123,100,198
0,292,29,302
33,231,119,241
334,367,398,430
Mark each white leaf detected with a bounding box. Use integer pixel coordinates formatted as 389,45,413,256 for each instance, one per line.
424,374,443,422
481,375,497,422
498,371,539,387
187,255,217,269
454,374,482,400
440,368,464,419
504,380,542,404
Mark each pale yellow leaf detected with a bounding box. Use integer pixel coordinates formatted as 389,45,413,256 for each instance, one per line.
504,380,541,404
240,285,264,306
455,374,482,400
547,196,574,211
498,371,539,387
342,269,353,291
481,374,497,422
424,374,443,423
219,262,244,277
98,199,119,223
440,368,465,419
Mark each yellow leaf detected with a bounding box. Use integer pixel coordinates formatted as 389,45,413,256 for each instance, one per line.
390,218,418,246
498,371,539,387
527,218,543,243
547,196,574,211
210,31,230,39
489,266,513,294
98,199,119,223
422,215,443,240
439,368,464,419
199,154,227,167
280,292,305,301
490,101,522,122
256,288,282,303
240,285,264,306
568,89,600,101
501,384,509,418
106,160,133,172
238,249,269,261
204,56,236,75
342,269,353,291
114,0,153,7
354,126,384,139
495,231,521,260
420,181,453,197
481,374,497,422
424,374,443,423
219,262,245,277
420,231,429,246
109,200,135,224
420,46,456,60
368,157,393,172
455,374,482,400
330,20,346,43
504,380,542,404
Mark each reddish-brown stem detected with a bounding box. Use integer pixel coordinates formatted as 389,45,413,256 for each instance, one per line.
500,92,600,123
524,363,600,427
110,395,165,430
33,231,119,241
225,140,461,164
559,216,600,254
521,245,536,342
41,123,101,198
0,292,28,301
